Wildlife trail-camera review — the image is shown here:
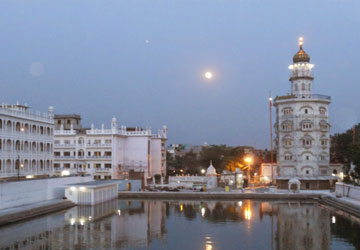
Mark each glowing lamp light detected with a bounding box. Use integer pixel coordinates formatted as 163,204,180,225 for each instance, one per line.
61,170,70,176
299,37,303,46
70,186,76,191
244,157,253,164
238,201,243,207
201,207,206,217
70,218,76,225
79,187,86,192
118,209,121,216
201,169,206,174
332,216,336,224
25,175,34,179
204,71,213,79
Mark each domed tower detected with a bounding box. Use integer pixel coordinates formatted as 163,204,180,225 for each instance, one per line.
289,37,315,97
274,37,334,190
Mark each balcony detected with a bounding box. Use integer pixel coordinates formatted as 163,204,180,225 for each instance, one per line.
54,144,76,148
54,156,75,159
86,144,112,148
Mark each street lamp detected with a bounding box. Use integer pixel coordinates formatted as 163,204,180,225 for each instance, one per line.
201,169,206,175
244,156,253,187
269,95,274,186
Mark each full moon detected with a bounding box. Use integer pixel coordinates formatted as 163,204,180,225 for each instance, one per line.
204,72,213,79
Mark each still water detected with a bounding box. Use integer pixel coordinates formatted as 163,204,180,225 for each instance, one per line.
0,200,359,250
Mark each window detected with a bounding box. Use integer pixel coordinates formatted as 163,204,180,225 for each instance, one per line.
64,163,70,169
319,107,326,115
54,140,60,145
321,139,327,146
94,151,101,156
302,83,305,90
304,109,308,114
105,151,112,156
284,138,292,146
105,139,112,144
302,139,312,146
54,152,60,156
283,108,292,115
95,164,101,168
64,152,70,156
302,122,312,129
64,140,70,145
282,123,292,131
57,120,61,125
67,120,71,125
105,164,111,168
306,156,309,160
94,140,101,145
284,155,292,160
306,170,309,174
320,155,326,161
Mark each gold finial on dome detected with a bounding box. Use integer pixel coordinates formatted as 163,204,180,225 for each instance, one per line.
293,36,310,63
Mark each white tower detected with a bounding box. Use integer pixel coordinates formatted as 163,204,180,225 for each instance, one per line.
274,37,334,190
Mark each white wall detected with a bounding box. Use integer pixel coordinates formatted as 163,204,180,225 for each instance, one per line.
335,183,360,201
0,176,92,210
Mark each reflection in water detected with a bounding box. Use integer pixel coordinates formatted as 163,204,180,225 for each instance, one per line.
0,199,359,250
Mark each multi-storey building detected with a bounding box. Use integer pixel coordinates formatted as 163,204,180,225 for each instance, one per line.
54,115,167,180
274,37,336,189
0,103,54,179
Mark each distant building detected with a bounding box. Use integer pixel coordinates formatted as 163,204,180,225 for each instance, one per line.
274,38,336,189
54,115,167,180
0,103,54,179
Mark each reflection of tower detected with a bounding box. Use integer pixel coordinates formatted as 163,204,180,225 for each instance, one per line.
274,37,332,189
275,202,330,250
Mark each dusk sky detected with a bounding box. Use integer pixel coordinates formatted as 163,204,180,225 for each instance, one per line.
0,0,359,148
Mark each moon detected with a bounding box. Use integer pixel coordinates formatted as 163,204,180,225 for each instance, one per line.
204,71,213,79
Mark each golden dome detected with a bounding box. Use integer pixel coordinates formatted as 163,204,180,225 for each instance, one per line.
293,37,310,63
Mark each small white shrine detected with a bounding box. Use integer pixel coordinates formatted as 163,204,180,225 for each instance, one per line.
169,161,218,190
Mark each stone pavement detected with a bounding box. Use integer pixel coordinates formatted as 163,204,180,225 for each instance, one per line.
0,199,74,226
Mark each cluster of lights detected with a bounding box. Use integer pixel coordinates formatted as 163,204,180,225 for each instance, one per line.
288,63,314,70
69,186,87,192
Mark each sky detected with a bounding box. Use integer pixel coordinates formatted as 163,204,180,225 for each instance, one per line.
0,0,359,149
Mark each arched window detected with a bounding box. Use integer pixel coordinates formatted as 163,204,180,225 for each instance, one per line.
302,83,305,90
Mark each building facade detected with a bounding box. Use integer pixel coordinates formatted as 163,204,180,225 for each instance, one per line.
274,38,336,189
54,115,167,180
0,103,54,179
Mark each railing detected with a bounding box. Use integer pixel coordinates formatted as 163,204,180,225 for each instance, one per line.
275,94,331,102
54,130,76,135
54,156,75,159
0,106,53,123
54,144,76,147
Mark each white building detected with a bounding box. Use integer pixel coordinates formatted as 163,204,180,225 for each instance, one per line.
274,37,336,190
54,115,167,180
0,103,54,179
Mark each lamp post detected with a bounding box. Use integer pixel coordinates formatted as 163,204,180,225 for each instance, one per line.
244,156,253,188
269,95,274,186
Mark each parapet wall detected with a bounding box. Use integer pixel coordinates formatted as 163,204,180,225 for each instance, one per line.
0,176,92,210
336,183,360,201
